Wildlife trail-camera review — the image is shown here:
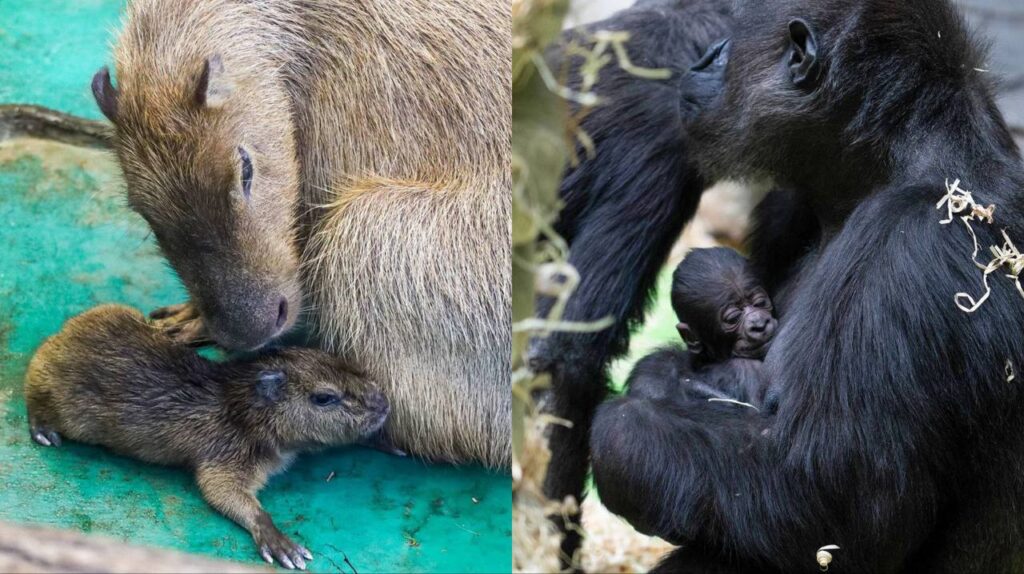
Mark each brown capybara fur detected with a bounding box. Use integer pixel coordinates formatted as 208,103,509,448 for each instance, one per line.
25,305,389,570
93,0,510,468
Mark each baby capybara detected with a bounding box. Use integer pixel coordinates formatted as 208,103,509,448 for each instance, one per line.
25,304,389,569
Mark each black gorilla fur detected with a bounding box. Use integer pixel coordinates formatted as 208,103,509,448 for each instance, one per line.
626,247,774,406
538,0,1024,571
530,0,733,562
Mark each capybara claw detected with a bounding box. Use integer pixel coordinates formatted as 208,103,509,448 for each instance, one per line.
30,426,61,447
255,529,311,570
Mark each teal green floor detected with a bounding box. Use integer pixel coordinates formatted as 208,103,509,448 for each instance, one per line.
0,2,509,572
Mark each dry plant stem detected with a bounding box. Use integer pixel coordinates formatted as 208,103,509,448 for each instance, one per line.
558,31,670,163
563,31,671,94
512,0,573,570
707,397,760,411
514,317,616,334
577,498,674,574
935,178,1024,312
534,29,672,108
816,545,841,571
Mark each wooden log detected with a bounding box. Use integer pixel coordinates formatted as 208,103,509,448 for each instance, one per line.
0,521,268,573
0,105,111,149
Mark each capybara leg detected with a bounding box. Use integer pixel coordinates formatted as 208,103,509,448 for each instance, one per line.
252,513,312,570
196,463,312,570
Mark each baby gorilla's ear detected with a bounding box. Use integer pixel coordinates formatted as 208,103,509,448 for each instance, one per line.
677,322,703,354
256,370,287,403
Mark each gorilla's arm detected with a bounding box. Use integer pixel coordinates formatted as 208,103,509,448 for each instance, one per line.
627,347,765,404
746,188,822,312
537,71,703,558
591,395,768,547
625,347,698,401
593,184,1024,572
532,5,733,556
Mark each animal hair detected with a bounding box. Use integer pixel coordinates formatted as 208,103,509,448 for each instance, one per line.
530,0,734,562
584,0,1024,571
108,0,510,466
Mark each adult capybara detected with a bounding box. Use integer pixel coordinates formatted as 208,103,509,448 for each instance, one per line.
91,0,510,467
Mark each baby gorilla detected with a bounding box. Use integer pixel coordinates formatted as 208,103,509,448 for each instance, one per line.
24,304,389,570
627,247,776,407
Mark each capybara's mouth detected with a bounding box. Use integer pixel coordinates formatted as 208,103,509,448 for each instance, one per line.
363,402,390,436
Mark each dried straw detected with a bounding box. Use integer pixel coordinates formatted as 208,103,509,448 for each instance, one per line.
936,178,1024,312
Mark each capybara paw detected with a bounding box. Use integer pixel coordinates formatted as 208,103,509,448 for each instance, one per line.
149,302,197,322
30,425,62,447
149,302,211,346
254,527,312,570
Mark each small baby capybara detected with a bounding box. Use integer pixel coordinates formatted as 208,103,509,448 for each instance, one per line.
24,304,389,570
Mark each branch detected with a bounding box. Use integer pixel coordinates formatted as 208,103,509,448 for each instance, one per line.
0,520,266,573
0,104,112,148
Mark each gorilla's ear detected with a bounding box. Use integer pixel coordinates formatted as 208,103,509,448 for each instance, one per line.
91,67,119,122
787,19,821,89
195,54,232,108
677,322,703,354
256,370,286,403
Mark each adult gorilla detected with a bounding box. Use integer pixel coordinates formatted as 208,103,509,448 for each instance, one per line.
532,0,1024,571
587,0,1024,572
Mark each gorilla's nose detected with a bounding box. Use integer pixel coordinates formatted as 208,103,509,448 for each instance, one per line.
748,315,776,341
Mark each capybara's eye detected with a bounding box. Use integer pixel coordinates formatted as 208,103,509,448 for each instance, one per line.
310,393,340,407
238,146,253,200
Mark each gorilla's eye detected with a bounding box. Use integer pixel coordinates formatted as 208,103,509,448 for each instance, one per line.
310,393,341,407
723,308,741,325
753,297,770,309
238,146,253,200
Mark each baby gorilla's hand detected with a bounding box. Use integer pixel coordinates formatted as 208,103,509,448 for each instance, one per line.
149,302,212,347
253,519,312,570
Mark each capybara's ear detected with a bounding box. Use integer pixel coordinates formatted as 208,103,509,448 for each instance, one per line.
195,54,232,108
256,370,286,403
91,67,119,122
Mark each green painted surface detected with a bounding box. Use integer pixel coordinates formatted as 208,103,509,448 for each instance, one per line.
0,0,125,120
0,2,510,572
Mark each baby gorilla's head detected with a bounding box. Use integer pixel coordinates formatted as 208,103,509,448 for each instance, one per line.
671,247,776,363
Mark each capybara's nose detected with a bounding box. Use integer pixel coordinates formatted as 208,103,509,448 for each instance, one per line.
202,292,291,351
368,392,390,416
